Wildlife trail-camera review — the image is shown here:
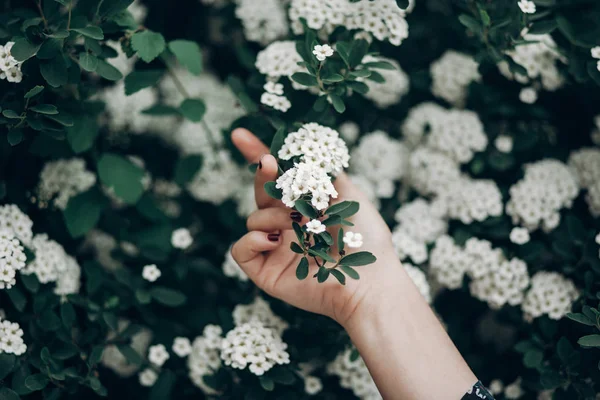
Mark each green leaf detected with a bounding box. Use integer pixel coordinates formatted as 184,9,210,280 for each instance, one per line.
95,59,124,81
329,94,345,113
79,52,98,72
29,104,58,115
264,182,283,200
131,30,166,63
458,14,482,35
124,69,163,95
0,387,20,400
339,251,377,267
348,39,369,68
321,72,344,83
149,370,176,400
0,353,16,380
528,19,558,35
349,69,371,78
150,287,187,307
329,201,359,218
66,116,99,154
24,85,44,99
290,242,304,254
578,334,600,348
168,40,203,75
296,257,309,280
566,313,596,327
97,153,146,204
60,302,76,328
6,287,26,312
40,57,68,87
340,265,359,279
7,130,23,146
103,312,119,331
10,38,41,62
336,41,351,66
116,345,143,365
524,349,544,368
330,269,346,285
178,98,206,122
338,227,344,253
270,126,286,157
72,26,104,40
2,110,20,119
294,200,318,219
316,266,330,283
259,376,275,391
24,374,49,392
367,70,385,83
64,189,106,238
226,76,259,113
323,214,342,226
292,222,304,244
307,248,336,263
291,72,318,87
362,61,396,70
174,155,203,186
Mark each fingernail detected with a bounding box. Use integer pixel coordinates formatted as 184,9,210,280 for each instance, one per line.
290,212,302,222
267,233,280,242
258,160,263,169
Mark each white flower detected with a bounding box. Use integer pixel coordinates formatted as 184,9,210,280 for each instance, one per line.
37,158,97,210
361,56,410,108
595,232,600,245
489,379,504,395
148,344,170,367
505,378,525,399
327,348,380,399
0,317,27,356
234,0,288,45
172,337,192,357
517,0,536,14
305,219,326,234
343,232,363,248
142,264,161,282
138,368,158,387
232,297,288,335
338,121,360,144
510,227,530,245
312,44,334,61
260,92,291,112
430,50,481,107
304,376,323,395
187,326,223,395
264,81,284,95
171,228,193,249
591,46,600,59
495,135,514,153
519,87,538,104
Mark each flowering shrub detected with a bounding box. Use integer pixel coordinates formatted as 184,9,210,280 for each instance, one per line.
0,0,600,399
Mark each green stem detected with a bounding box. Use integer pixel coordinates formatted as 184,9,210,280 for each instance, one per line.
67,0,73,30
35,0,49,30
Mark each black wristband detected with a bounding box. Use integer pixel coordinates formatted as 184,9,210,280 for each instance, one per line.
461,381,495,400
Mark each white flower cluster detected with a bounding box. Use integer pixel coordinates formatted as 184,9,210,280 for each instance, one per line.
234,0,288,45
392,228,428,264
349,130,409,198
23,234,81,296
187,150,249,205
522,271,579,320
221,320,290,376
407,147,461,197
402,103,488,164
255,41,304,80
0,204,34,244
0,229,27,290
0,317,26,355
279,123,350,175
506,159,579,232
327,348,382,400
431,236,530,310
499,34,566,91
276,162,338,210
83,230,121,271
591,46,600,72
188,325,223,395
289,0,409,46
0,42,23,83
222,245,249,281
102,321,152,377
37,158,97,210
568,148,600,216
232,296,288,335
404,263,432,303
439,178,503,224
261,81,291,112
430,50,481,107
343,231,363,248
360,56,409,108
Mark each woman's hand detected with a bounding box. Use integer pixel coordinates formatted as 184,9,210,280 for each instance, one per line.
230,127,405,327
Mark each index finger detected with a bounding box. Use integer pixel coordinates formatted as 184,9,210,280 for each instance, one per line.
232,128,270,163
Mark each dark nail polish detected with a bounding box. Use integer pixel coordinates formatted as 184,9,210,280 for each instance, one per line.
268,233,280,242
290,212,302,222
258,160,263,169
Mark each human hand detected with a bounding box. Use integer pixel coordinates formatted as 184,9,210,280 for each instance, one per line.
230,127,408,327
